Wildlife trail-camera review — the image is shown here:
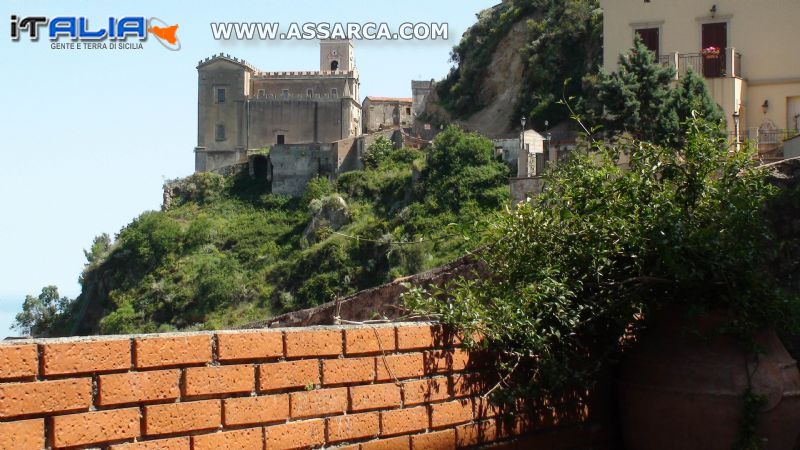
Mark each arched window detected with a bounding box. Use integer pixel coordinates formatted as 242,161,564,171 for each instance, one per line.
330,60,339,71
215,124,225,141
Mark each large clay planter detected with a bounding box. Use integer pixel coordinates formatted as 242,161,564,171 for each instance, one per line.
618,308,800,450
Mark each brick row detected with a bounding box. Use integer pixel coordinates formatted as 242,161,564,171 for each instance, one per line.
0,324,464,380
38,398,546,449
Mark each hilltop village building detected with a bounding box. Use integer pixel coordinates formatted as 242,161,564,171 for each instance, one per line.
600,0,800,156
193,40,433,196
362,97,413,133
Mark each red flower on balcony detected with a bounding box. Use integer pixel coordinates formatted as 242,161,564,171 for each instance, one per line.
701,46,721,56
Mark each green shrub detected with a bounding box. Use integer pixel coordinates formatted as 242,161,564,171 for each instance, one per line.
362,136,395,169
406,118,800,397
302,176,334,205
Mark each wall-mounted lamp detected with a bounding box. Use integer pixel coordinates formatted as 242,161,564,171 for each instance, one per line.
762,100,769,114
710,4,717,17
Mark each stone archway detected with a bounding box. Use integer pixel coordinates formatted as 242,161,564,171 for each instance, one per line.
249,154,270,181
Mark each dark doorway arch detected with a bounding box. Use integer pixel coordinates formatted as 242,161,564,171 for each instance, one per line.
330,60,339,71
251,155,269,179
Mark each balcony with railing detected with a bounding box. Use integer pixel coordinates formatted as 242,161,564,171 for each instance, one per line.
732,128,800,159
659,48,742,79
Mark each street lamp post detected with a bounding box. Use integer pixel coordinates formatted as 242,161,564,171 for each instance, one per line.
520,116,527,175
733,109,741,151
544,120,552,166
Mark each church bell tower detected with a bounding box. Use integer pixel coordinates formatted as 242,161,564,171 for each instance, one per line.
319,39,354,72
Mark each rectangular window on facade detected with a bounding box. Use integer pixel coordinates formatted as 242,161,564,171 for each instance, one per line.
307,89,313,97
276,134,285,144
331,88,338,97
635,28,660,58
258,89,265,98
216,88,226,103
282,89,289,98
215,124,225,141
406,107,411,115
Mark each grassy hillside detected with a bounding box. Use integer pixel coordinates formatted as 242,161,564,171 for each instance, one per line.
19,127,510,336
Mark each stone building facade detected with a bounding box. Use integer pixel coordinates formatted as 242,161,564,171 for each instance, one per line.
361,97,413,133
195,40,361,172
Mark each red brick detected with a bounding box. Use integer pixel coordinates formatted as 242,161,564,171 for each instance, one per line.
349,383,401,411
223,394,289,426
411,429,456,450
264,419,324,450
376,353,425,381
290,387,348,419
98,369,180,406
0,378,91,418
109,437,190,450
456,420,498,447
424,349,471,374
332,445,360,450
323,357,375,385
403,377,450,406
134,334,211,368
192,428,262,450
0,344,38,379
361,435,411,450
183,364,254,397
51,408,140,448
344,327,396,355
144,400,220,435
258,359,319,392
0,419,43,450
397,325,441,350
450,373,489,398
216,331,283,361
430,399,473,428
285,329,342,357
472,396,503,420
42,339,131,376
381,406,428,436
326,411,380,442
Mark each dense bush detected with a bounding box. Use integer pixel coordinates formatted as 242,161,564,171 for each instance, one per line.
407,119,799,398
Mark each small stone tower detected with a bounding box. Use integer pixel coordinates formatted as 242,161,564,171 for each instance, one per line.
319,39,355,72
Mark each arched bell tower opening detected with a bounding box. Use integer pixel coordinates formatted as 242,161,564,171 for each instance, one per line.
319,39,354,73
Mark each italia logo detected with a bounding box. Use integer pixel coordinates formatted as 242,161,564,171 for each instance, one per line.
10,15,181,51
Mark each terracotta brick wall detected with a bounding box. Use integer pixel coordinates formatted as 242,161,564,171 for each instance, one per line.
0,323,614,450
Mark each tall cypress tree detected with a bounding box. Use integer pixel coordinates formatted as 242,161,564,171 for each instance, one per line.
597,36,678,146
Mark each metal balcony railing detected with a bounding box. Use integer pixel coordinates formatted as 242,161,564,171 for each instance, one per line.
659,49,742,79
732,128,800,158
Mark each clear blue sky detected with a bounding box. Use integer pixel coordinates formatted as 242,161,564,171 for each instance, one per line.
0,0,497,335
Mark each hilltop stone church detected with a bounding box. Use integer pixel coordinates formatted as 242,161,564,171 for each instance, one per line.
194,39,362,173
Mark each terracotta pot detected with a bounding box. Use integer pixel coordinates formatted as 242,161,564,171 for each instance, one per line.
618,307,800,450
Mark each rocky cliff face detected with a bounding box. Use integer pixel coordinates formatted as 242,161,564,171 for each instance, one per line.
425,0,602,137
456,18,530,138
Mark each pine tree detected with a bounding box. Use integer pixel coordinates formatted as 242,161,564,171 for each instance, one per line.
597,36,678,146
671,68,726,143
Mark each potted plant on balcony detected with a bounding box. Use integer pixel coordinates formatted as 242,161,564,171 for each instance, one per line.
702,46,721,59
406,118,800,449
